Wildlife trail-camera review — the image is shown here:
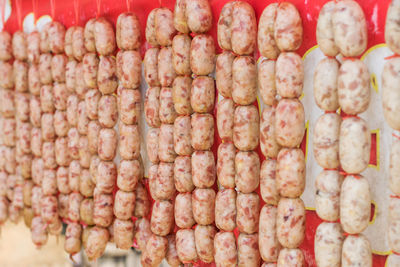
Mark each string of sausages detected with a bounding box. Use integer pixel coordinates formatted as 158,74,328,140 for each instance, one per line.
383,0,400,265
114,11,142,250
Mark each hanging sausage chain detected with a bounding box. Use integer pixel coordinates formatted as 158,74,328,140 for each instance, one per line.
383,0,400,265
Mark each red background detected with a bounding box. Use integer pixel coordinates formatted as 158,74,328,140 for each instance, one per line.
3,0,390,266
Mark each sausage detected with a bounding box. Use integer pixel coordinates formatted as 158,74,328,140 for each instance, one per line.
141,234,168,267
173,0,189,33
53,84,69,112
316,1,339,57
175,193,195,229
389,197,400,252
119,50,141,89
332,0,367,57
119,123,140,160
98,56,118,95
82,53,99,89
112,218,133,250
236,192,260,234
78,136,91,168
258,4,280,59
191,76,215,114
275,99,305,148
46,214,62,235
64,222,82,254
55,137,71,166
68,160,81,193
231,2,257,55
151,162,175,200
98,95,118,128
146,128,160,164
56,166,70,194
120,88,140,125
276,52,304,98
258,58,277,106
314,57,340,111
48,21,65,54
158,124,176,162
340,175,370,234
150,200,174,236
238,233,261,267
215,189,236,231
84,19,96,53
235,151,260,193
53,101,70,134
382,58,400,130
67,128,79,160
386,0,400,55
94,18,116,56
116,12,141,50
144,86,161,128
89,155,100,185
41,113,55,141
192,188,215,225
144,48,160,87
40,85,54,113
0,31,12,61
155,8,176,47
338,59,370,115
276,148,305,198
114,190,135,220
217,98,234,142
65,60,77,93
72,26,87,61
19,154,32,179
145,9,158,46
277,198,306,248
158,47,176,87
192,150,216,188
67,94,78,127
13,60,28,92
194,225,216,263
214,232,237,267
42,168,57,195
75,63,88,99
2,118,16,146
116,160,140,193
31,216,48,247
12,31,27,60
0,195,8,223
0,61,14,89
277,248,304,267
1,89,15,118
217,142,235,189
259,205,279,262
341,235,372,267
0,172,6,196
391,138,400,195
174,156,194,193
15,92,29,122
215,51,235,98
4,147,16,174
190,34,215,75
64,27,75,58
32,186,43,215
42,140,57,169
39,53,53,85
135,218,152,251
28,64,40,96
51,55,67,83
96,161,117,194
57,193,69,219
217,2,234,50
32,158,44,186
87,120,100,154
172,76,192,116
166,235,181,267
186,0,212,33
191,113,214,150
93,192,114,227
176,229,198,262
260,106,280,159
274,3,303,52
313,113,341,169
233,105,259,151
85,226,110,261
40,195,58,223
135,182,151,218
98,128,118,161
172,34,191,75
315,222,343,267
23,207,33,228
159,87,177,124
80,169,95,197
315,170,343,222
232,56,257,105
339,117,370,173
